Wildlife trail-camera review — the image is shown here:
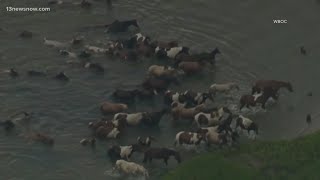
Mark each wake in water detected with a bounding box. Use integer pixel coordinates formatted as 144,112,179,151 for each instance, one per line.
104,169,147,180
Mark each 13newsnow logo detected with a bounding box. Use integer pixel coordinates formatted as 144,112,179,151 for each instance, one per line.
273,19,287,24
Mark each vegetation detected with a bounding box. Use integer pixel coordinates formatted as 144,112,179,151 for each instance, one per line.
163,131,320,180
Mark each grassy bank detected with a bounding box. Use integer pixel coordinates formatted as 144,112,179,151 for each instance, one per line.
163,131,320,180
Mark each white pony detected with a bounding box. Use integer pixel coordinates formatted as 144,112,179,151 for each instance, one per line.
209,83,240,95
119,145,134,160
112,160,149,179
43,37,68,48
84,45,108,53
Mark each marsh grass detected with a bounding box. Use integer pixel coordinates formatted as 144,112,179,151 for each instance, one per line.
163,131,320,180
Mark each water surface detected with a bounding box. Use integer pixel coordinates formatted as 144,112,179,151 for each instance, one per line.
1,0,320,179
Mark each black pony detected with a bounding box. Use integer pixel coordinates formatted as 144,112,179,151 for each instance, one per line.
142,109,168,126
143,147,181,165
106,19,139,33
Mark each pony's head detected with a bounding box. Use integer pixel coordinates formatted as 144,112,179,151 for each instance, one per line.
232,83,240,90
286,82,293,92
129,19,139,28
144,36,151,45
156,48,167,58
203,92,214,102
250,122,259,135
181,47,190,55
211,47,221,56
251,86,261,94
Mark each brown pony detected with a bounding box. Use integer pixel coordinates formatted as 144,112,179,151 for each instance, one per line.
178,61,204,75
142,77,179,94
252,80,293,94
100,102,128,115
143,147,181,165
174,48,221,66
29,132,54,146
136,43,154,57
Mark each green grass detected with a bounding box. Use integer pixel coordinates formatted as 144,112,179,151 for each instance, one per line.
163,131,320,180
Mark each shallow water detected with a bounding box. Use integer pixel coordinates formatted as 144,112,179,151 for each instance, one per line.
1,0,320,179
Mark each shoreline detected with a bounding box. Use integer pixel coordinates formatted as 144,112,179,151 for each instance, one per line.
163,130,320,180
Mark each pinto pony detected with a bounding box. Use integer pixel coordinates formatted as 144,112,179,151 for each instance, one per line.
236,115,258,136
174,131,204,146
240,87,278,110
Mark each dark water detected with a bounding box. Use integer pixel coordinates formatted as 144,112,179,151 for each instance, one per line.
1,0,320,179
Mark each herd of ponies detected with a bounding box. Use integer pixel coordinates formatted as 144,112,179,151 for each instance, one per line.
0,2,297,179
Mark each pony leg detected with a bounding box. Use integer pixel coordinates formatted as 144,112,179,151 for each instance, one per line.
239,104,245,110
153,89,158,95
207,141,211,147
251,87,256,95
164,158,168,166
111,167,117,174
143,155,147,163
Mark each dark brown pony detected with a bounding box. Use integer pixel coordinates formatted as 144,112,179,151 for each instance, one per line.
29,132,54,146
136,43,154,57
106,19,139,33
142,77,179,94
19,30,33,38
240,87,278,110
135,88,157,99
142,109,168,126
190,48,221,65
112,89,140,101
174,48,221,66
0,120,15,131
252,80,293,94
143,147,181,165
178,61,204,75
